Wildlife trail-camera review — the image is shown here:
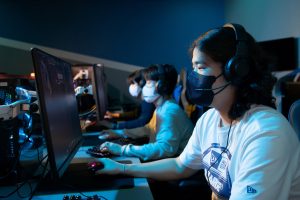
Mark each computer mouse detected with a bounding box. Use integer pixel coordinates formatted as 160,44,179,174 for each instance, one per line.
87,161,104,173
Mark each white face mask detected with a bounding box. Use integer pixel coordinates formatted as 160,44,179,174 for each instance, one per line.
142,81,160,103
128,82,141,97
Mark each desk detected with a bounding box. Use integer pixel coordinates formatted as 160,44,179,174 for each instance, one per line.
33,144,154,200
0,142,154,200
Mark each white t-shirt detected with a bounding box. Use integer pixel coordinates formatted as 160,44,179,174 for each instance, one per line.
179,105,300,200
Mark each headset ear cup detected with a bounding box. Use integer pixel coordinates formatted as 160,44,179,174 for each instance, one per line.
224,57,235,82
156,64,176,95
156,79,165,95
225,56,250,85
139,79,146,88
157,64,166,95
156,80,161,95
223,23,253,85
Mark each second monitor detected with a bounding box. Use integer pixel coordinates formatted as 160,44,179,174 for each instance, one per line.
72,64,108,128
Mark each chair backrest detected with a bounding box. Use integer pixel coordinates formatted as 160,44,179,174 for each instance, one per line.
288,99,300,139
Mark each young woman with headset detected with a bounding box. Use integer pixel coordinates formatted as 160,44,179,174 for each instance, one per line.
98,64,194,161
92,24,300,199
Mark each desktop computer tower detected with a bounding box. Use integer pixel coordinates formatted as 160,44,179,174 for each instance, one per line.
0,117,20,185
0,79,20,185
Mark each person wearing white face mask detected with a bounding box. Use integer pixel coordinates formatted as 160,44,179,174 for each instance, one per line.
128,81,141,97
142,80,161,103
95,69,155,130
98,64,194,161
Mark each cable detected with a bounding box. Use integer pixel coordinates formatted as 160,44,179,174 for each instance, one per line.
35,147,49,173
14,149,39,199
16,180,33,199
28,159,49,200
0,145,49,199
0,137,25,200
206,120,233,189
0,180,28,198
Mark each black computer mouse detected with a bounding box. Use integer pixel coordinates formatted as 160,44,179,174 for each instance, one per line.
87,161,104,173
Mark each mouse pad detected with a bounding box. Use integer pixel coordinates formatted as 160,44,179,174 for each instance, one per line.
35,161,134,194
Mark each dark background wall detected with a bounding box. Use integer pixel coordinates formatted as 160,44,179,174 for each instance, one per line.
0,0,225,73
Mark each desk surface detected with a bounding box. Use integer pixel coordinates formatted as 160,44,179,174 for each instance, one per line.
0,139,154,200
33,143,154,200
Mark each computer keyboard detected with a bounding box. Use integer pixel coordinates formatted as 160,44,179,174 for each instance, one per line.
62,194,102,200
86,146,112,158
85,137,139,158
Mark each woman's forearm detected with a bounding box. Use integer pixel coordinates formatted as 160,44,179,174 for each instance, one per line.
124,157,196,180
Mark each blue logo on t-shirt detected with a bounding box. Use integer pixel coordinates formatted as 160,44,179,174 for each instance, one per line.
247,186,257,193
203,145,232,198
210,150,221,168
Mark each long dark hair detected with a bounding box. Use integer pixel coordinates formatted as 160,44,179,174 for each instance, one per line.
143,64,178,97
190,25,277,120
127,69,146,87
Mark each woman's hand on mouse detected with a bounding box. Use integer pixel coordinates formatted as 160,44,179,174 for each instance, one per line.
94,158,124,175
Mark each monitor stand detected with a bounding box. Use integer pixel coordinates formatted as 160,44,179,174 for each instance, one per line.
35,160,133,195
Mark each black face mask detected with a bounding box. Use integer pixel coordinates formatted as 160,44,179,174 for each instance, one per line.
186,70,229,106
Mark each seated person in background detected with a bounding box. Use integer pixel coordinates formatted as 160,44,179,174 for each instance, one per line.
99,64,194,161
94,24,300,199
98,69,155,129
73,70,96,115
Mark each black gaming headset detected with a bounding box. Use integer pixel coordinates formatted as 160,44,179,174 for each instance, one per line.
156,64,167,95
138,70,146,88
223,23,252,85
155,64,178,96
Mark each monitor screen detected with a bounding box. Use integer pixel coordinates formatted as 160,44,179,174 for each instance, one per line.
72,65,96,116
72,64,107,122
258,37,298,72
31,48,83,180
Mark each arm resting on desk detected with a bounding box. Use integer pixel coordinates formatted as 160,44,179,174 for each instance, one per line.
124,126,151,139
122,125,184,161
96,157,197,181
98,125,150,141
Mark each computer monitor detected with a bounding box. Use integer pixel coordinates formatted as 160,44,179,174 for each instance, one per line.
93,64,108,121
258,37,298,72
31,50,134,194
71,64,107,122
31,48,83,180
72,65,96,116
